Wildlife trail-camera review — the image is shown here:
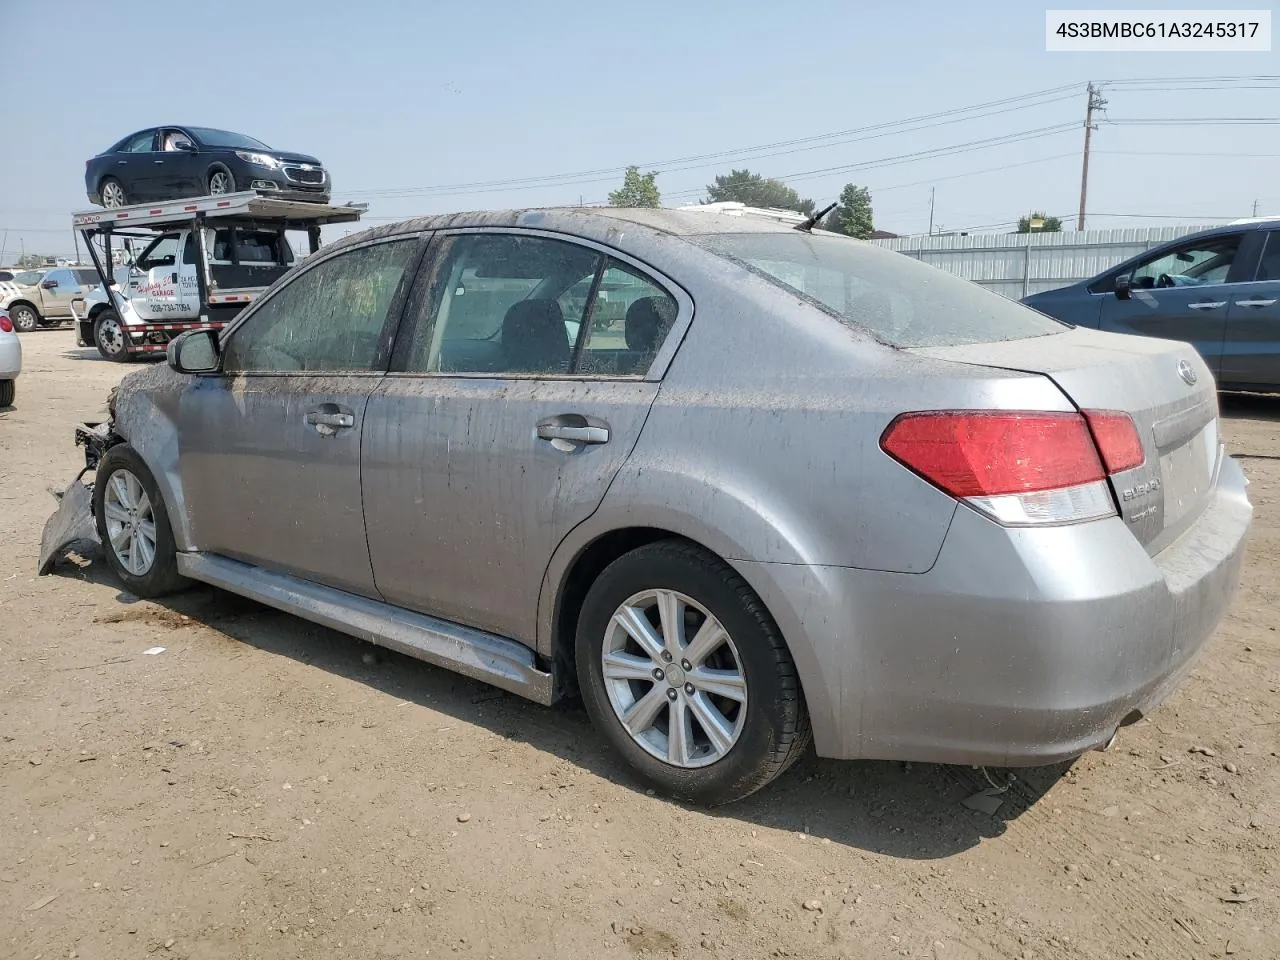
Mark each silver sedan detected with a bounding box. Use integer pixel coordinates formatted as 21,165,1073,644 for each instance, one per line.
40,208,1252,805
0,308,20,407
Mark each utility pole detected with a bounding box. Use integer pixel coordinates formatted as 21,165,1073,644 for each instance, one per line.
928,187,935,235
1077,82,1107,231
1253,199,1260,217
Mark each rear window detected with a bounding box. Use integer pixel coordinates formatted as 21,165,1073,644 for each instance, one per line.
73,269,100,286
696,232,1066,348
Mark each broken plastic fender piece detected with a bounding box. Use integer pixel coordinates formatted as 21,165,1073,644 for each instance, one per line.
37,474,98,576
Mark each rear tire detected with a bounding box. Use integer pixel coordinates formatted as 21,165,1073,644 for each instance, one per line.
101,177,127,209
9,303,38,332
0,379,13,408
576,540,811,806
93,310,131,362
94,445,189,598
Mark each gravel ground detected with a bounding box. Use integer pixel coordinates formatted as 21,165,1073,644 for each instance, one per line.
2,328,1278,960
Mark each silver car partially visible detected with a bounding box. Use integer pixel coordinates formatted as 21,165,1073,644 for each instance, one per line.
0,308,20,407
39,208,1252,805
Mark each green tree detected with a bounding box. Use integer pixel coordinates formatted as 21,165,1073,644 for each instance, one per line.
608,166,661,207
704,169,815,215
826,183,874,239
16,253,46,268
1016,211,1063,233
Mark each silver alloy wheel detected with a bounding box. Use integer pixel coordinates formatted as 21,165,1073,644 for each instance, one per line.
97,316,125,355
10,304,38,332
102,181,125,208
602,589,748,768
102,468,157,577
209,171,232,195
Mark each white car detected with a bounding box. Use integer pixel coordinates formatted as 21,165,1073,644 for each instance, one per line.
0,308,21,407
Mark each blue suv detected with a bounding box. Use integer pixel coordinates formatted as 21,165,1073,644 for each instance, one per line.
1023,220,1280,392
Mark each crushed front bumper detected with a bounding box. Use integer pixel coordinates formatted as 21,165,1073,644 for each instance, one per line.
37,422,115,575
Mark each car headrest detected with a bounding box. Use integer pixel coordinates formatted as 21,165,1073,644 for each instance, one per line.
624,296,676,353
501,299,569,373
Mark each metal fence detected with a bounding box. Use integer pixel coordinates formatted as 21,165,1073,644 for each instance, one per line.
872,225,1222,299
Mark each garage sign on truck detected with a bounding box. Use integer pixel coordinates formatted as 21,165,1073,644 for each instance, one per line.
72,192,366,361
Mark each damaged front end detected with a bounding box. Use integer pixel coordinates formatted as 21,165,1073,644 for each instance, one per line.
37,413,122,575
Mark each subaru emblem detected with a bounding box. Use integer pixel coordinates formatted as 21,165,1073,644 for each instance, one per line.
1177,359,1198,386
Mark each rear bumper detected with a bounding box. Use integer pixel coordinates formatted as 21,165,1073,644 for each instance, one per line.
735,454,1253,765
0,337,21,378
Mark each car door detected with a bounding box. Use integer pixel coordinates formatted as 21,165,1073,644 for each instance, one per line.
1097,231,1248,379
39,269,81,317
155,127,202,197
109,129,161,201
361,230,688,643
1219,229,1280,389
176,235,424,596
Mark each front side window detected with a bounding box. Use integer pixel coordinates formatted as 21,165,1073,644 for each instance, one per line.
44,269,76,291
1129,236,1241,289
698,232,1064,348
1256,232,1280,282
136,234,179,271
406,234,602,375
222,239,417,373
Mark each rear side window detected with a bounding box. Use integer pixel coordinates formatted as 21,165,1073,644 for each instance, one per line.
73,269,100,286
1257,232,1280,281
118,131,156,153
696,233,1065,348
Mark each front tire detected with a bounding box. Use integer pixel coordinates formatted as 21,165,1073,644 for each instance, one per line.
576,541,811,806
93,310,131,362
94,445,189,598
208,168,235,195
0,379,13,408
9,303,38,332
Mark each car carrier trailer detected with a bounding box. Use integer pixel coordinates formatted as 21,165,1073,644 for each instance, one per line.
71,192,366,361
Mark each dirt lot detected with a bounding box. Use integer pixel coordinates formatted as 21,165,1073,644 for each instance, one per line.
2,329,1278,960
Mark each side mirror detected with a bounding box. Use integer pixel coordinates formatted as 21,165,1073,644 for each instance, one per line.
167,328,220,374
42,279,58,289
1114,274,1132,301
174,139,196,153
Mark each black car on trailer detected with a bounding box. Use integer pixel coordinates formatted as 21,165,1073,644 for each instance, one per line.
85,126,331,209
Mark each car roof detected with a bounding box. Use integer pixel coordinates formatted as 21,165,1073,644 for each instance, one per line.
327,206,829,257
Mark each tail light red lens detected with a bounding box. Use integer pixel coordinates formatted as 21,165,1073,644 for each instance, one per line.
1082,410,1145,473
0,315,12,333
880,409,1149,526
880,411,1105,498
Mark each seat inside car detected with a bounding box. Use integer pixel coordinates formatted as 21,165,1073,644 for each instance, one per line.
501,299,570,373
619,296,675,373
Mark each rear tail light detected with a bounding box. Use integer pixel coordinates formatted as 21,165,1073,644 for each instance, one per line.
880,410,1142,526
1081,410,1145,473
0,314,12,333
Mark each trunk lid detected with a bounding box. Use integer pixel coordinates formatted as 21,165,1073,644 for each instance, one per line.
911,327,1221,553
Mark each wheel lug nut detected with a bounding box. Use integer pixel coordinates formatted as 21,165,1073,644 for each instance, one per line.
666,688,678,701
661,651,673,662
652,668,664,681
684,683,694,695
680,660,691,671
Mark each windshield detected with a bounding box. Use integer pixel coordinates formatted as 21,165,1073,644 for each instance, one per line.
188,127,271,150
696,232,1066,348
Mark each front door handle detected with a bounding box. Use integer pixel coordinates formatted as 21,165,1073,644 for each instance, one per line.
1188,301,1227,310
536,416,610,445
1234,298,1277,308
537,423,609,444
305,405,354,436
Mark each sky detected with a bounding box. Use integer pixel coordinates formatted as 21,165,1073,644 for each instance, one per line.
1,0,1278,263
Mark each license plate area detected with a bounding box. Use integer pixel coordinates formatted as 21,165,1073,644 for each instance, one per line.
1159,419,1218,531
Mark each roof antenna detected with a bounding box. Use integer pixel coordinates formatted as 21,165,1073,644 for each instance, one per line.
795,201,837,233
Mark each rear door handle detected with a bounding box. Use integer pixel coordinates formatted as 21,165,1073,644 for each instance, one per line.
1234,298,1277,308
536,419,609,445
305,405,354,436
1188,301,1227,310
